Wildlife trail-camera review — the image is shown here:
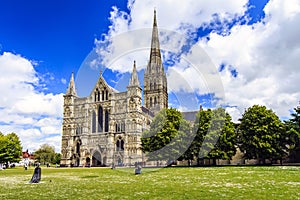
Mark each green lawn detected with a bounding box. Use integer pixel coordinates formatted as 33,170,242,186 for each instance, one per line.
0,166,299,199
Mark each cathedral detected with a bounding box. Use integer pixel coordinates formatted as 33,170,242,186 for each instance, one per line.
60,10,168,167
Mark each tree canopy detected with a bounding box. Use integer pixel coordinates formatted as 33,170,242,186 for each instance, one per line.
34,144,56,164
238,105,286,164
186,108,236,165
141,108,191,163
0,132,22,165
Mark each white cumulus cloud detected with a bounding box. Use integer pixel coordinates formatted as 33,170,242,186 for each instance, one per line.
0,52,64,152
198,0,300,121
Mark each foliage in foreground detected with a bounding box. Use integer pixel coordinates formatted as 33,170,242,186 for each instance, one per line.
0,132,22,165
0,167,299,200
141,105,300,165
141,108,191,162
187,108,236,165
239,105,291,164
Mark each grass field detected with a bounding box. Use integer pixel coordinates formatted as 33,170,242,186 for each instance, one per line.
0,166,300,200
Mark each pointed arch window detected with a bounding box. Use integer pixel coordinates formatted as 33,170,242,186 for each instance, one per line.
116,138,124,151
154,97,157,105
98,106,103,132
76,127,82,135
102,90,104,101
98,90,100,101
92,111,96,133
115,121,125,133
150,97,152,107
121,140,124,151
104,110,109,132
116,140,120,151
121,122,125,132
76,141,81,156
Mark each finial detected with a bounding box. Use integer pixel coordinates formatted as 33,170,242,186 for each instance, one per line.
200,105,203,111
100,70,103,76
153,8,157,26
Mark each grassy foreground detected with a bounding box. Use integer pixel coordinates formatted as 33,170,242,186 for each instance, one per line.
0,166,299,200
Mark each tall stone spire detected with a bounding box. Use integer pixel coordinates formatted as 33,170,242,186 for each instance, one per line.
66,72,77,96
149,9,162,66
129,61,140,87
144,10,168,115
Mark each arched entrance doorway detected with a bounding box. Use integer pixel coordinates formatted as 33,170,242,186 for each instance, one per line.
117,157,123,166
92,151,102,167
86,157,91,167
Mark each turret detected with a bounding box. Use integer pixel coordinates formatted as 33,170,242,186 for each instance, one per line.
62,73,77,137
66,72,77,96
127,61,142,112
61,72,78,167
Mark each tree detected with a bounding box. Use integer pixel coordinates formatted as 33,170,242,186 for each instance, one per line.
284,104,300,162
238,105,285,164
187,108,212,165
141,108,191,163
0,132,22,167
207,108,236,164
34,144,56,164
188,108,236,165
54,153,61,164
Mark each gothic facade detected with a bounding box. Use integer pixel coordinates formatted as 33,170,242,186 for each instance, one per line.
60,11,168,167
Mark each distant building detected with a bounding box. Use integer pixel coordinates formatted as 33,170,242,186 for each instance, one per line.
21,150,34,165
60,10,169,167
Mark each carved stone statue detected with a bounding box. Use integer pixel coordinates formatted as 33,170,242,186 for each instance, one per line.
29,164,41,183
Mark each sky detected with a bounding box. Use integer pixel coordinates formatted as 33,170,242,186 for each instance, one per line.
0,0,300,153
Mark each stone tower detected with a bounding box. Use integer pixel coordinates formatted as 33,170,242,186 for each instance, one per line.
144,10,168,115
61,72,77,166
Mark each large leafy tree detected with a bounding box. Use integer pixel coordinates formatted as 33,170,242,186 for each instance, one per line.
34,144,56,164
188,108,236,165
284,104,300,162
187,108,212,165
208,109,236,164
141,108,191,163
238,105,285,164
0,132,22,166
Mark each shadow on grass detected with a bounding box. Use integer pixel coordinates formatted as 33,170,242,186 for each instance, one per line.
80,175,99,179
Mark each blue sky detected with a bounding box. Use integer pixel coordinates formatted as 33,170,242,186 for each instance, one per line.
0,0,129,94
0,0,299,152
